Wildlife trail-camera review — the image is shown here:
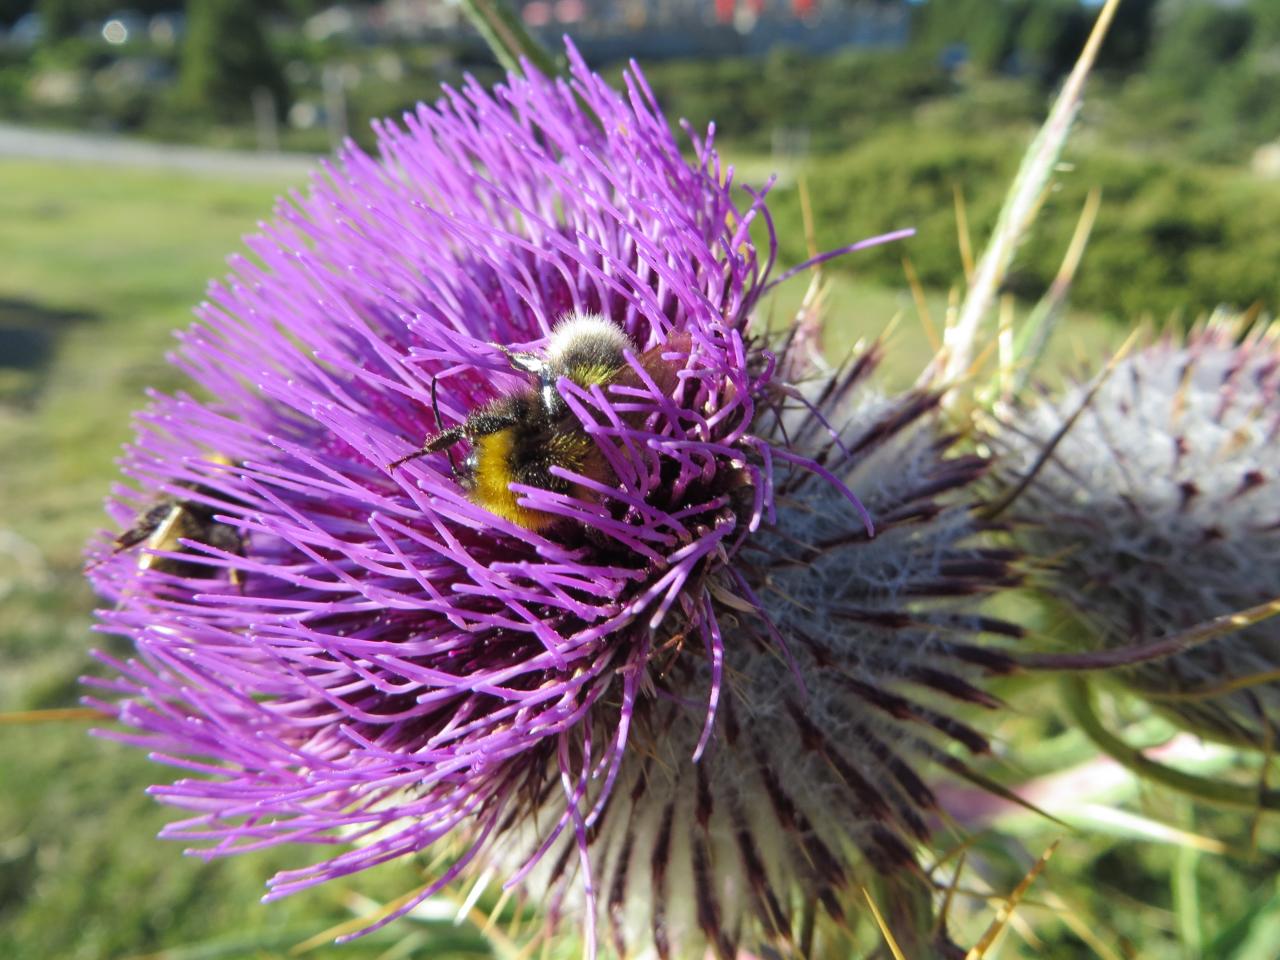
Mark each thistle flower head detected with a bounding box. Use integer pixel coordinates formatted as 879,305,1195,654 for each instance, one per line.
86,49,1018,956
539,347,1021,956
994,312,1280,747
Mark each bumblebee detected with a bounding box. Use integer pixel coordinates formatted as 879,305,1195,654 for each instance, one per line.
110,454,246,587
392,313,685,531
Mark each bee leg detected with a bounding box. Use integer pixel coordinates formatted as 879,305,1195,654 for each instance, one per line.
207,523,248,593
389,426,467,470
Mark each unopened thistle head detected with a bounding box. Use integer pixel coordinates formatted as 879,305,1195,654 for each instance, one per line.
994,312,1280,747
85,48,1018,957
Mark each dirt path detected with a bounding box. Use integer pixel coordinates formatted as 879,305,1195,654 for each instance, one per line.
0,121,319,179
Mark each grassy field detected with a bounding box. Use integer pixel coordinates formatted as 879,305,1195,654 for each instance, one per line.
0,155,1273,960
0,160,463,960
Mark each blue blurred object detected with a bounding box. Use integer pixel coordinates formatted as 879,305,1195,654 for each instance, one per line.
8,12,43,47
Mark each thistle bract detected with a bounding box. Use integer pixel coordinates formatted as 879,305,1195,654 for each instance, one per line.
995,313,1280,747
85,48,1016,956
519,347,1020,957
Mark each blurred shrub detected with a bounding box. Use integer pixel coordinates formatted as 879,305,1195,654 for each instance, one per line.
180,0,288,122
766,129,1280,319
635,47,954,154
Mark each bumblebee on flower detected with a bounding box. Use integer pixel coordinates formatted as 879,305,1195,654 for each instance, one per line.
390,312,691,533
87,43,1020,959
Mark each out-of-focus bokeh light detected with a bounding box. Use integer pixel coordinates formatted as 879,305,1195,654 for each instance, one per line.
102,19,128,45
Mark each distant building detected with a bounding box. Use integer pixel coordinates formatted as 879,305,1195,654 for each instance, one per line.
377,0,462,37
513,0,912,60
304,0,910,58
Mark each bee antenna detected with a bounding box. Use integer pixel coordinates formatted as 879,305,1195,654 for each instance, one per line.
430,376,460,477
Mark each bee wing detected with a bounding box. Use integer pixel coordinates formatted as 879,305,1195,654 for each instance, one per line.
136,504,187,571
113,501,180,552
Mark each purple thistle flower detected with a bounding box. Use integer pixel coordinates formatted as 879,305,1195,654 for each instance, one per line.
516,345,1022,957
85,48,1016,956
994,312,1280,748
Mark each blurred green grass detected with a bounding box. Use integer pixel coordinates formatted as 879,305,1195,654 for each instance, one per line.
1,155,1274,960
0,160,470,960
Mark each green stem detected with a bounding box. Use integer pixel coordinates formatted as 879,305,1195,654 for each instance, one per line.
458,0,559,77
1019,596,1280,670
0,707,104,725
1173,801,1203,954
1060,676,1280,812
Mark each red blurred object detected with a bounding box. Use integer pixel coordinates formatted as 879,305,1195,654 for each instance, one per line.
522,1,551,27
554,0,585,23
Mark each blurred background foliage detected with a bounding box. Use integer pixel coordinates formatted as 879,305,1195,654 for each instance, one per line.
3,0,1280,957
2,1,1279,316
